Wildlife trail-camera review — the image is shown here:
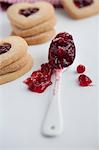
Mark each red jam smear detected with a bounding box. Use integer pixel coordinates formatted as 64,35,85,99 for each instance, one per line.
78,74,92,86
24,32,76,93
73,0,93,8
19,8,39,17
0,43,11,55
24,63,53,93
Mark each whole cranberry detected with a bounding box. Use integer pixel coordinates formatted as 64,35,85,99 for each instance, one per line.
77,64,86,73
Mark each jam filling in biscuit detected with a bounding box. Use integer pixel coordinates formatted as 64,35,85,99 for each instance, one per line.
0,43,11,55
73,0,93,8
19,8,39,17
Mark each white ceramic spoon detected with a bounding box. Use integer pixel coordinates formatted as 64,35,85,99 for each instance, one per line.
42,32,76,137
42,69,63,137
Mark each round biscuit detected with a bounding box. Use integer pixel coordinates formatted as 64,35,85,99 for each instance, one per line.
61,0,99,19
0,36,28,69
0,53,31,75
12,29,56,45
7,2,56,29
11,16,57,37
0,54,33,84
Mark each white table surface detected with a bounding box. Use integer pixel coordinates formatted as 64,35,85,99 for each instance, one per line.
0,9,99,150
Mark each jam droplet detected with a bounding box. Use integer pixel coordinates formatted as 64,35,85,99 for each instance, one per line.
77,64,86,73
0,43,11,55
78,74,92,86
74,0,93,8
48,32,76,69
19,8,39,17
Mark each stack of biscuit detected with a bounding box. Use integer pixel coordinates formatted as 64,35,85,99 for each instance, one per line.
0,36,33,84
7,2,57,45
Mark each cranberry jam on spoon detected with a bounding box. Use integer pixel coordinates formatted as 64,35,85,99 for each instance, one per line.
49,32,76,69
24,32,76,93
48,32,76,96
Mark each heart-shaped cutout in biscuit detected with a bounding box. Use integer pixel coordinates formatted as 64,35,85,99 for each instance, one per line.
0,43,11,55
73,0,93,8
19,7,39,17
61,0,99,19
7,2,55,29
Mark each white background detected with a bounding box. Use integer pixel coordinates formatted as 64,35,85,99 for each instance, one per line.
0,9,99,150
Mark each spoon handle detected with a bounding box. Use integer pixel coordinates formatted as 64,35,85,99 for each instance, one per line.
42,71,63,137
